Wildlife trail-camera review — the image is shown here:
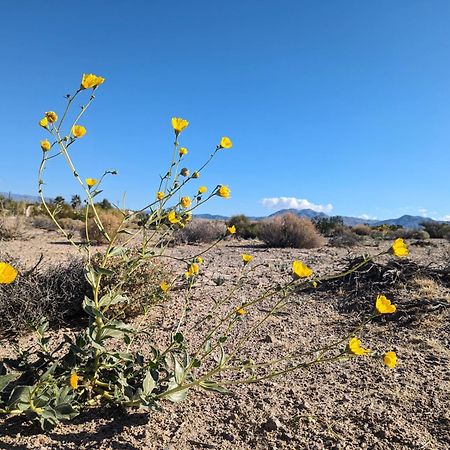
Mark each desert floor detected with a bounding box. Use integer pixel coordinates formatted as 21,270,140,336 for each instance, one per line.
0,226,449,450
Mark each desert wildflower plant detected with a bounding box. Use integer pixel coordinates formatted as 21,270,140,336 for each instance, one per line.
0,74,406,430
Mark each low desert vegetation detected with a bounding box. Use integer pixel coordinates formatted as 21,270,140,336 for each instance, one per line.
0,74,406,431
258,213,325,248
171,219,226,244
227,214,259,239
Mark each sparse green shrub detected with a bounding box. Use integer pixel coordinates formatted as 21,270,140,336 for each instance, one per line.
172,219,226,244
32,215,58,230
393,228,430,240
352,224,372,236
259,213,324,248
0,217,24,241
313,216,344,236
329,228,362,247
227,214,259,239
420,221,450,238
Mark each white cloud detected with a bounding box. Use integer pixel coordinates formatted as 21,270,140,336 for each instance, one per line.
359,214,377,220
418,208,428,217
261,197,333,213
442,215,450,222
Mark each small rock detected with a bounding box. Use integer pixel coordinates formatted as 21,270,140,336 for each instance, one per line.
222,432,235,442
262,417,282,432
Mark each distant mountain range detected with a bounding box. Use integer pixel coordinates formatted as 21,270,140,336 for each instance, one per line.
2,193,447,230
196,208,449,230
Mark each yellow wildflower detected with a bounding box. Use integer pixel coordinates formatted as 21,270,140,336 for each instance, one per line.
347,337,370,356
160,281,170,292
218,185,231,198
85,178,97,188
391,238,409,257
220,136,233,149
292,261,313,278
312,281,318,288
72,125,87,138
172,117,189,135
184,212,192,222
156,191,164,200
39,117,48,128
81,73,105,90
198,186,207,194
70,373,79,389
384,351,397,368
180,196,192,208
192,171,200,179
40,139,51,151
168,210,180,224
375,295,396,314
242,254,253,264
185,263,199,278
45,111,58,123
196,256,204,264
227,225,236,234
236,307,247,315
0,262,18,284
179,147,188,156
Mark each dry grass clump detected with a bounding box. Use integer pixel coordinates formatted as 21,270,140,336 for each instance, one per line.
258,213,324,248
410,276,447,300
352,224,372,236
392,228,430,240
0,217,25,241
172,219,226,244
32,215,58,231
81,210,122,244
0,253,89,335
329,228,362,247
59,217,84,233
92,249,172,318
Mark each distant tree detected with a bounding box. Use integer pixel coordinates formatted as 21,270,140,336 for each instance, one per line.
53,196,65,205
97,198,113,209
313,216,344,237
70,195,81,209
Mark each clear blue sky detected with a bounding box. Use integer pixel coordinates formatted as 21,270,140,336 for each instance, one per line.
1,0,449,220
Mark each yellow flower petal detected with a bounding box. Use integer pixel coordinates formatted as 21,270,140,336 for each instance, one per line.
196,256,204,264
218,185,231,198
81,73,105,89
180,196,192,208
227,225,236,234
236,307,247,315
39,117,48,128
72,125,87,138
384,351,397,368
347,337,370,356
171,117,189,135
70,373,79,389
220,136,233,149
179,147,188,156
156,191,164,200
292,261,313,278
242,254,253,264
168,210,180,224
0,262,18,284
160,281,170,292
375,295,396,314
85,178,97,188
40,139,51,151
391,238,409,257
198,186,207,194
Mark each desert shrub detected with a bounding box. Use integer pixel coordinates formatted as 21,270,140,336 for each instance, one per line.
259,213,324,248
32,215,58,230
59,217,84,233
313,216,344,236
0,217,24,241
227,214,259,239
352,224,372,236
392,228,430,240
0,253,88,335
420,221,450,238
172,219,226,244
80,210,122,244
329,228,362,247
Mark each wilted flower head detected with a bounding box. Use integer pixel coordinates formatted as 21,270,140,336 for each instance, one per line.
347,337,370,356
375,295,396,314
81,73,105,90
45,111,58,123
85,178,97,188
172,117,189,135
40,139,51,151
218,185,231,198
180,168,190,177
384,351,397,368
219,136,233,149
72,125,87,138
292,260,313,278
180,196,192,208
192,171,200,179
391,238,409,257
0,262,18,284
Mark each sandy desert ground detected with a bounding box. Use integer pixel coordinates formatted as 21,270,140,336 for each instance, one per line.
0,224,449,450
